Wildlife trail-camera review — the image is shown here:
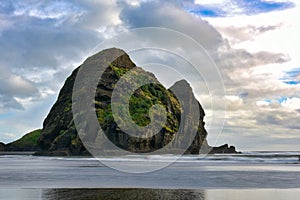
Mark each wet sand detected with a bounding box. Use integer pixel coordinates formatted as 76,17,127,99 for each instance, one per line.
1,188,300,200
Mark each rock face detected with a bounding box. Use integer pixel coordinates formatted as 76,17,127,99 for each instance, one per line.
36,48,236,156
0,142,5,151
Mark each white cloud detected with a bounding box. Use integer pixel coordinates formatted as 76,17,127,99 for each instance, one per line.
0,65,40,111
0,16,12,35
216,24,282,46
281,97,300,110
256,100,271,107
225,95,244,109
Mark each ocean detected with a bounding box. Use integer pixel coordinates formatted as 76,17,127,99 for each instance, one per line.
0,152,300,199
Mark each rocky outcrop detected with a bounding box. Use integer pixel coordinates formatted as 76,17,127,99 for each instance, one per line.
36,48,210,156
209,144,240,154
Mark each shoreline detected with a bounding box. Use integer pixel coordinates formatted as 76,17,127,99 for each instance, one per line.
0,151,36,155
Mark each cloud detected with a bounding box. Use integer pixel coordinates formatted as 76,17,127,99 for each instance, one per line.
0,0,123,111
0,95,23,111
0,19,97,69
0,70,38,97
76,0,122,29
120,0,223,50
216,24,282,45
217,49,289,70
281,97,300,110
0,65,39,111
0,0,122,64
256,100,271,106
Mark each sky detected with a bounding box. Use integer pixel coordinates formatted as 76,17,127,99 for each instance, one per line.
0,0,299,151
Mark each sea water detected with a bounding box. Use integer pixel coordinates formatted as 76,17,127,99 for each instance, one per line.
0,152,299,199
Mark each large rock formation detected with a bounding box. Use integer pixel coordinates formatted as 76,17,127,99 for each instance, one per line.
36,48,215,156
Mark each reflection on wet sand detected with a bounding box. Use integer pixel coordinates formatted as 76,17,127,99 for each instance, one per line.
1,188,299,199
42,188,205,200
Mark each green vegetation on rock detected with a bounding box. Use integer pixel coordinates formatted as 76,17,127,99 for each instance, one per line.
5,129,42,151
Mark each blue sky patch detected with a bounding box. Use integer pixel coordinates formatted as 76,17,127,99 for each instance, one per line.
0,112,14,119
239,92,249,99
186,0,295,18
286,68,300,77
189,6,226,17
278,96,288,103
282,68,300,85
237,0,295,15
284,81,300,85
